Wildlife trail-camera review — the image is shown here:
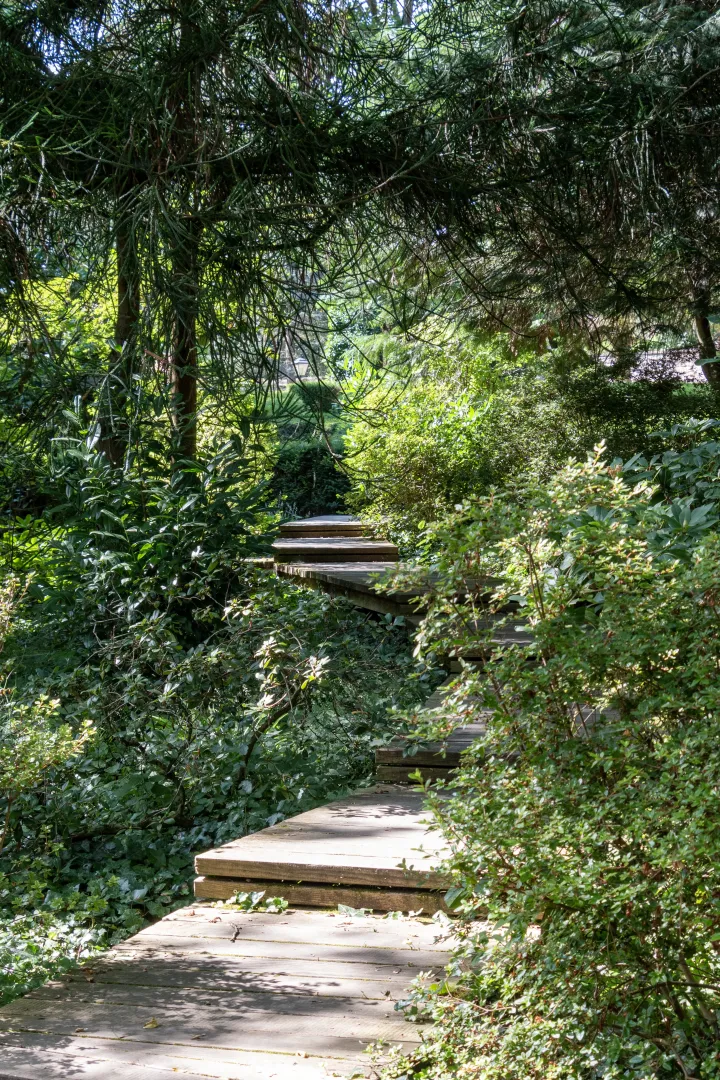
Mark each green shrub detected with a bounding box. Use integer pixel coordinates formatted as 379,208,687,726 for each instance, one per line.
344,326,716,543
269,438,350,518
0,443,429,1004
384,424,720,1079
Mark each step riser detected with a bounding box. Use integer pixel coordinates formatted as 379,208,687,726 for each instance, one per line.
376,751,464,766
376,766,455,784
275,552,396,563
194,876,450,913
273,538,398,556
195,854,448,890
279,527,367,538
278,515,365,540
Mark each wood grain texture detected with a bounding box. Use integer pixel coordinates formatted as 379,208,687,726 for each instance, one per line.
279,515,367,539
375,766,453,784
0,907,453,1079
273,537,399,563
0,1032,387,1079
194,875,450,912
194,788,450,890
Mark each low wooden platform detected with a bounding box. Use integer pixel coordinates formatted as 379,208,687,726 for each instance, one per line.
272,537,399,564
195,787,451,912
0,515,479,1079
0,906,454,1079
274,558,530,647
375,682,489,783
276,561,419,618
279,515,368,538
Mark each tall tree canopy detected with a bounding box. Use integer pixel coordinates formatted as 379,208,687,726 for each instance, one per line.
3,0,720,472
0,0,470,460
423,0,720,380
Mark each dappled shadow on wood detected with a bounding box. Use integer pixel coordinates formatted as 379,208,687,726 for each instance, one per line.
0,907,452,1079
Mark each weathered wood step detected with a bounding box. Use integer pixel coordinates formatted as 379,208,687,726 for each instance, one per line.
275,561,417,617
375,678,487,782
194,876,450,912
279,514,368,538
273,537,399,563
194,787,450,910
376,723,486,769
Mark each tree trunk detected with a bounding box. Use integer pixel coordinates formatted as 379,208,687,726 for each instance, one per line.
171,306,198,461
167,11,202,462
99,218,139,464
693,300,720,387
170,219,199,461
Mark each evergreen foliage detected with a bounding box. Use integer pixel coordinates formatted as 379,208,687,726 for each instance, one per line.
414,0,720,379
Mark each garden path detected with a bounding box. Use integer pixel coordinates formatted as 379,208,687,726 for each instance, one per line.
0,515,468,1079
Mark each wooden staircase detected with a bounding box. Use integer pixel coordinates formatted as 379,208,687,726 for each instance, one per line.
193,787,451,913
191,514,488,911
273,514,489,786
273,514,399,564
375,681,488,784
0,512,475,1080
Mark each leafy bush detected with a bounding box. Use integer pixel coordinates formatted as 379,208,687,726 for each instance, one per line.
0,576,91,858
269,438,350,518
384,424,720,1079
0,443,428,1004
344,326,716,543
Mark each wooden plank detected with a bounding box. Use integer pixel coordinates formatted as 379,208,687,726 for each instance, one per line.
374,682,488,783
0,771,457,1079
199,785,437,823
0,990,423,1053
142,906,451,948
0,1031,382,1078
273,538,399,563
26,981,421,1019
275,561,425,618
279,515,367,539
194,876,449,911
114,927,449,968
69,950,440,984
0,905,453,1077
194,789,450,890
375,766,453,784
375,725,487,767
64,953,442,999
276,561,410,593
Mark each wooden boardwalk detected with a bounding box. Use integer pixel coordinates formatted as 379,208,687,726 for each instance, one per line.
0,906,454,1079
0,514,478,1079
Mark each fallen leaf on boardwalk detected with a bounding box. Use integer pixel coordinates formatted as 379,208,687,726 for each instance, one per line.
337,904,372,917
143,1017,160,1029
